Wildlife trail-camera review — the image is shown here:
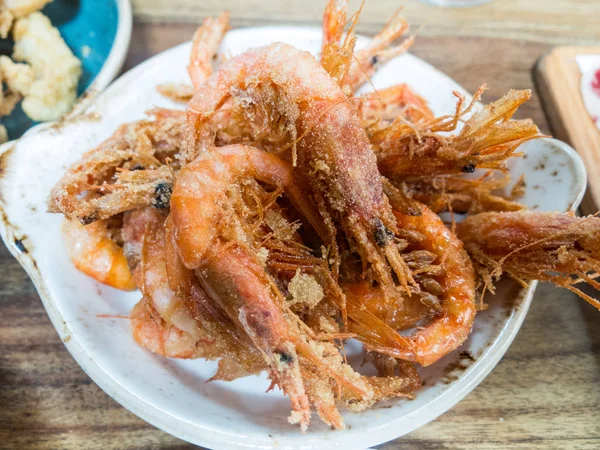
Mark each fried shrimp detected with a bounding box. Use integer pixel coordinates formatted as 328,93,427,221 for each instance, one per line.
170,145,318,428
62,218,136,290
49,0,598,432
157,11,229,102
48,112,188,224
202,243,411,429
457,211,600,309
374,88,543,180
170,144,326,266
187,42,415,300
347,205,476,366
125,206,267,373
164,215,268,380
320,0,413,95
345,10,413,93
171,144,382,429
132,209,201,343
126,208,240,361
399,172,525,214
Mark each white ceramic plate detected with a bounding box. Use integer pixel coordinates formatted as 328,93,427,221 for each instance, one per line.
0,27,587,449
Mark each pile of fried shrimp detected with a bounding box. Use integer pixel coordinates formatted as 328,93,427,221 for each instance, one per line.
47,0,600,431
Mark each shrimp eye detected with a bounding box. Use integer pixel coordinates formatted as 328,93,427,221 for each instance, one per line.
152,183,173,209
80,213,98,225
462,164,476,173
278,351,294,364
374,218,395,247
371,55,379,66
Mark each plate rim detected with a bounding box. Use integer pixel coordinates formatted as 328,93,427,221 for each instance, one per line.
0,25,588,449
90,0,133,93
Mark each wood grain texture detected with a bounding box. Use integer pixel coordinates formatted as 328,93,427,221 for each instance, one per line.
535,46,600,215
2,22,600,450
131,0,600,45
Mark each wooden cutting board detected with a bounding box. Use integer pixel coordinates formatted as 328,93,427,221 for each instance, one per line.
535,46,600,215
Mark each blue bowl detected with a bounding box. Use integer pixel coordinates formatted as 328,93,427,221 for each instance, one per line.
2,0,131,140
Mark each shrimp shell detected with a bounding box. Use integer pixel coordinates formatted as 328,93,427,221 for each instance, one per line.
62,218,135,290
48,114,188,224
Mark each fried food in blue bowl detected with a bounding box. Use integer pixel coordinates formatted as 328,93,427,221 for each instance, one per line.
0,0,131,141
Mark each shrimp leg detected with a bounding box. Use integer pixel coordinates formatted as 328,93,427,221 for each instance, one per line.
345,10,413,94
398,172,526,215
375,88,543,180
357,83,434,129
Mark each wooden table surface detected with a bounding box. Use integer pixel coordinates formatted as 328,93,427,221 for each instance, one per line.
132,0,600,45
2,3,600,449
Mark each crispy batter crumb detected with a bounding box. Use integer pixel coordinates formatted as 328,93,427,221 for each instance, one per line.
314,159,330,173
288,410,306,429
288,269,324,310
318,315,338,333
264,209,300,240
256,247,269,267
